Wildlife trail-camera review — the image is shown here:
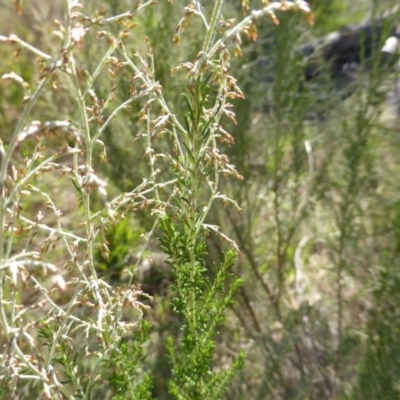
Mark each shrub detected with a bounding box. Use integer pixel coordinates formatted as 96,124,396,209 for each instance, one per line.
0,1,313,399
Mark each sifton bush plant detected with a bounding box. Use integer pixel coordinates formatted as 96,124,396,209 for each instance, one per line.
0,1,313,399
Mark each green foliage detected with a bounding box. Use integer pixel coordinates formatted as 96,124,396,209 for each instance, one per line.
108,321,153,400
160,217,244,399
354,267,400,399
311,0,365,33
95,217,143,280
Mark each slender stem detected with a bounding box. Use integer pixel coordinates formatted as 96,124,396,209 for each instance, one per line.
93,87,153,146
202,0,224,53
119,45,186,158
82,36,119,99
0,34,52,60
0,73,49,338
192,0,209,29
207,2,311,58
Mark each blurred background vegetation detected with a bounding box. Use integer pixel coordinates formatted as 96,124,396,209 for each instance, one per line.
1,0,400,398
